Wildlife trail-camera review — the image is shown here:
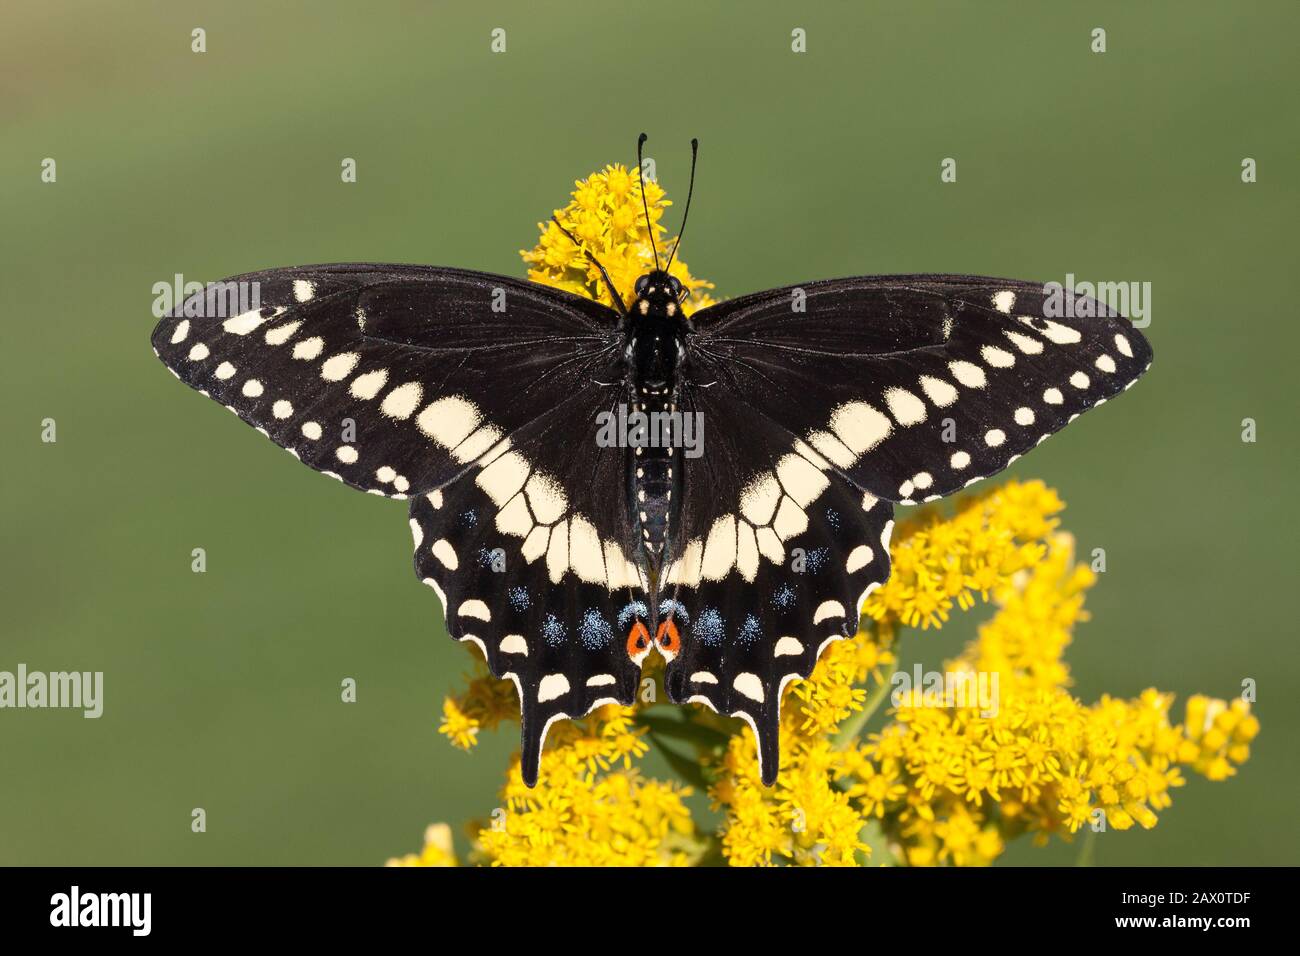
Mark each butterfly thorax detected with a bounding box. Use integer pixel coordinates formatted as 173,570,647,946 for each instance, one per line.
624,272,688,569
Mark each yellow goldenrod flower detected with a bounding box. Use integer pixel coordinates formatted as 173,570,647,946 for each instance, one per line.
385,823,459,867
521,163,714,313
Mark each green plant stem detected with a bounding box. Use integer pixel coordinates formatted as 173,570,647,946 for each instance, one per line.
833,676,894,749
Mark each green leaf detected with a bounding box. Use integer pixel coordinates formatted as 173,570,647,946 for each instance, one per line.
646,731,712,790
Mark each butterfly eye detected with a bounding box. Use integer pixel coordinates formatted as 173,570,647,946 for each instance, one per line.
634,275,649,296
667,276,683,296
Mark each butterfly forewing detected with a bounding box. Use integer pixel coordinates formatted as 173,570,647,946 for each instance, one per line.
151,264,622,499
687,276,1152,503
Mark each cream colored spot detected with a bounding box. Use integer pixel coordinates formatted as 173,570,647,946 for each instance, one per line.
417,396,481,449
187,343,209,361
919,375,958,408
264,321,301,345
884,388,926,426
222,310,268,336
829,402,892,454
350,368,389,400
525,473,568,524
242,379,264,397
981,345,1015,368
1005,330,1044,355
773,497,808,540
985,429,1006,447
701,515,738,581
813,600,845,624
477,451,530,507
380,382,423,420
950,450,971,469
301,421,322,440
272,400,293,419
949,361,986,388
740,473,781,525
538,674,570,703
459,600,491,621
321,352,360,382
776,454,828,508
1014,407,1035,426
336,445,358,463
846,545,873,573
774,637,804,657
292,337,323,360
431,539,458,570
733,672,765,703
170,320,190,343
499,494,535,538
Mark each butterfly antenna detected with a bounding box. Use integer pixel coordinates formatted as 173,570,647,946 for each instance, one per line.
637,132,661,272
665,138,699,273
551,215,628,315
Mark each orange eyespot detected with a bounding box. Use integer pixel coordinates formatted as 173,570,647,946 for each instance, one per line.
626,621,651,659
655,619,681,656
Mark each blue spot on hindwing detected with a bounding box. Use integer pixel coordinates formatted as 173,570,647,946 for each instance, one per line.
579,609,613,649
737,613,762,647
693,608,724,647
618,601,649,628
542,613,566,647
659,599,689,624
508,587,530,612
772,584,796,609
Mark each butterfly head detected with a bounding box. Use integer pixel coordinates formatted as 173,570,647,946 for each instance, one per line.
632,270,685,317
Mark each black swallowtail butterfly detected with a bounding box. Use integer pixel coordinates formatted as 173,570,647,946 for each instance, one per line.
151,136,1151,785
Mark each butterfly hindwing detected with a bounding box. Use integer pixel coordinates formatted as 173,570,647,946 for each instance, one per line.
687,275,1152,503
659,474,895,784
408,435,649,785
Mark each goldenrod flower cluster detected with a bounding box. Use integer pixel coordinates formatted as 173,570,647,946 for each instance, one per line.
521,163,714,313
390,165,1257,867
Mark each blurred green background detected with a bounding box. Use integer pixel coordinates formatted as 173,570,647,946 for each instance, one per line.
2,1,1296,866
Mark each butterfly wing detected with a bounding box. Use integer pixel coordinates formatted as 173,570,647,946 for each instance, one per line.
410,460,646,786
658,371,896,783
153,265,649,783
151,264,623,498
664,275,1151,782
687,276,1152,502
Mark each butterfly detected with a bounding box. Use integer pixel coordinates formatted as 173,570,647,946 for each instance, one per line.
151,135,1151,786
